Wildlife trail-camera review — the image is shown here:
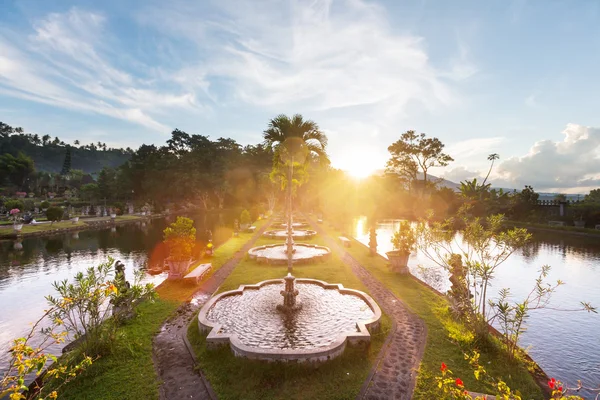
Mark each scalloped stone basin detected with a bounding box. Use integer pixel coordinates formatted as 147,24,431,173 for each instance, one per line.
263,229,317,239
248,243,331,264
275,222,309,229
198,278,382,362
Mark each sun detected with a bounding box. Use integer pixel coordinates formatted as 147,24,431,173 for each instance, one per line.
346,165,376,179
335,149,383,179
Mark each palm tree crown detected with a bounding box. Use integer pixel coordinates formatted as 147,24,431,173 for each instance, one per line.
262,114,329,165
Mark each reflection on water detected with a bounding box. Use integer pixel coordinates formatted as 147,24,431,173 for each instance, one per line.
0,212,222,376
206,282,375,349
353,217,600,394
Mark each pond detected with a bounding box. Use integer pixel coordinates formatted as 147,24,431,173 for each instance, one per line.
0,212,226,377
354,217,600,394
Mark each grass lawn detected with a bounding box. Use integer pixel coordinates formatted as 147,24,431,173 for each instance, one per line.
58,299,179,400
320,222,544,400
187,233,392,400
3,220,87,235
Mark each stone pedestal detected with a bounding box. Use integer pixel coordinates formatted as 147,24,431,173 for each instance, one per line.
386,251,410,274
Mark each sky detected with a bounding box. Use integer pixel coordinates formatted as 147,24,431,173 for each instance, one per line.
1,0,600,193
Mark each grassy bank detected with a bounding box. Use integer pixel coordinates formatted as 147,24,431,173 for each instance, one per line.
504,219,600,237
0,215,154,239
58,299,179,400
187,234,392,400
320,222,543,400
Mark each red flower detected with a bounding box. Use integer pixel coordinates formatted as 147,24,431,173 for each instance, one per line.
558,386,563,392
456,378,464,387
441,362,447,372
548,378,556,389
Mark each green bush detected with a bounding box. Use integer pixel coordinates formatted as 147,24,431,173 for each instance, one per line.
240,209,251,226
40,200,50,209
46,206,65,225
23,199,35,212
163,216,196,261
4,199,24,212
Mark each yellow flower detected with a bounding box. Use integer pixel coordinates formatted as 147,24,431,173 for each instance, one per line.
49,391,58,399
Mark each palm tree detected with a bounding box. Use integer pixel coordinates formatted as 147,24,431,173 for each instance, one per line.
262,114,329,165
481,153,499,186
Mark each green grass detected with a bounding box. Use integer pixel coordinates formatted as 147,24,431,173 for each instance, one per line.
1,220,87,236
58,299,179,400
0,215,146,238
187,233,392,400
320,222,544,400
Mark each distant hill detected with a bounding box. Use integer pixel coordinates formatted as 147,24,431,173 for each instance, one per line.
0,124,131,174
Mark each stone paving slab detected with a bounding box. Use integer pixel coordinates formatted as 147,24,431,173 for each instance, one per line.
153,222,271,400
311,221,427,400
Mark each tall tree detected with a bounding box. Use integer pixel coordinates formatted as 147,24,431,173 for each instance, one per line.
61,146,72,176
481,153,499,186
387,130,454,186
0,152,35,189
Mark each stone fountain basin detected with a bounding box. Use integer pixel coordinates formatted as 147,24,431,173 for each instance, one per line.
197,278,382,363
275,222,310,229
262,229,317,239
247,243,331,264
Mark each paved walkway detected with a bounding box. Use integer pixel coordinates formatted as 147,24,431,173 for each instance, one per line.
153,223,271,400
312,222,427,400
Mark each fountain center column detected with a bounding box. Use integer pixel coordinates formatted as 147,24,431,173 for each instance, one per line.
279,273,300,311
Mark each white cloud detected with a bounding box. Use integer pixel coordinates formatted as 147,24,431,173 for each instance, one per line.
0,8,203,133
497,123,600,191
139,0,467,115
440,166,482,183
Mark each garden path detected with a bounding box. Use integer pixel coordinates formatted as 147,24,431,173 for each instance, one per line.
153,223,271,400
311,220,427,400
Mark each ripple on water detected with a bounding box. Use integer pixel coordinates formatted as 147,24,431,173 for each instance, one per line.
206,283,375,349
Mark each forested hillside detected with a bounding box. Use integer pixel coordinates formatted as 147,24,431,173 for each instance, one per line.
0,122,131,174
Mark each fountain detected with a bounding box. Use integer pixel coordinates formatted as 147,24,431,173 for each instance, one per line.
197,139,381,362
276,273,300,312
249,213,330,264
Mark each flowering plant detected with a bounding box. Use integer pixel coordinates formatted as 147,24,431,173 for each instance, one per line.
436,354,596,399
9,208,22,224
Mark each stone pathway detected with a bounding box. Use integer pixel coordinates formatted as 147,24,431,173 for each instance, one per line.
153,223,271,400
312,222,427,400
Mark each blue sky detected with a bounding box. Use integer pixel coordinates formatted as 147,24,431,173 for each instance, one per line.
1,0,600,192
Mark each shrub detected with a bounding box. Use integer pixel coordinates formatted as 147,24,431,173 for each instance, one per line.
4,199,24,212
113,202,124,216
46,207,65,225
391,220,416,253
40,200,50,209
47,257,156,357
23,199,35,212
163,216,196,261
240,209,251,226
